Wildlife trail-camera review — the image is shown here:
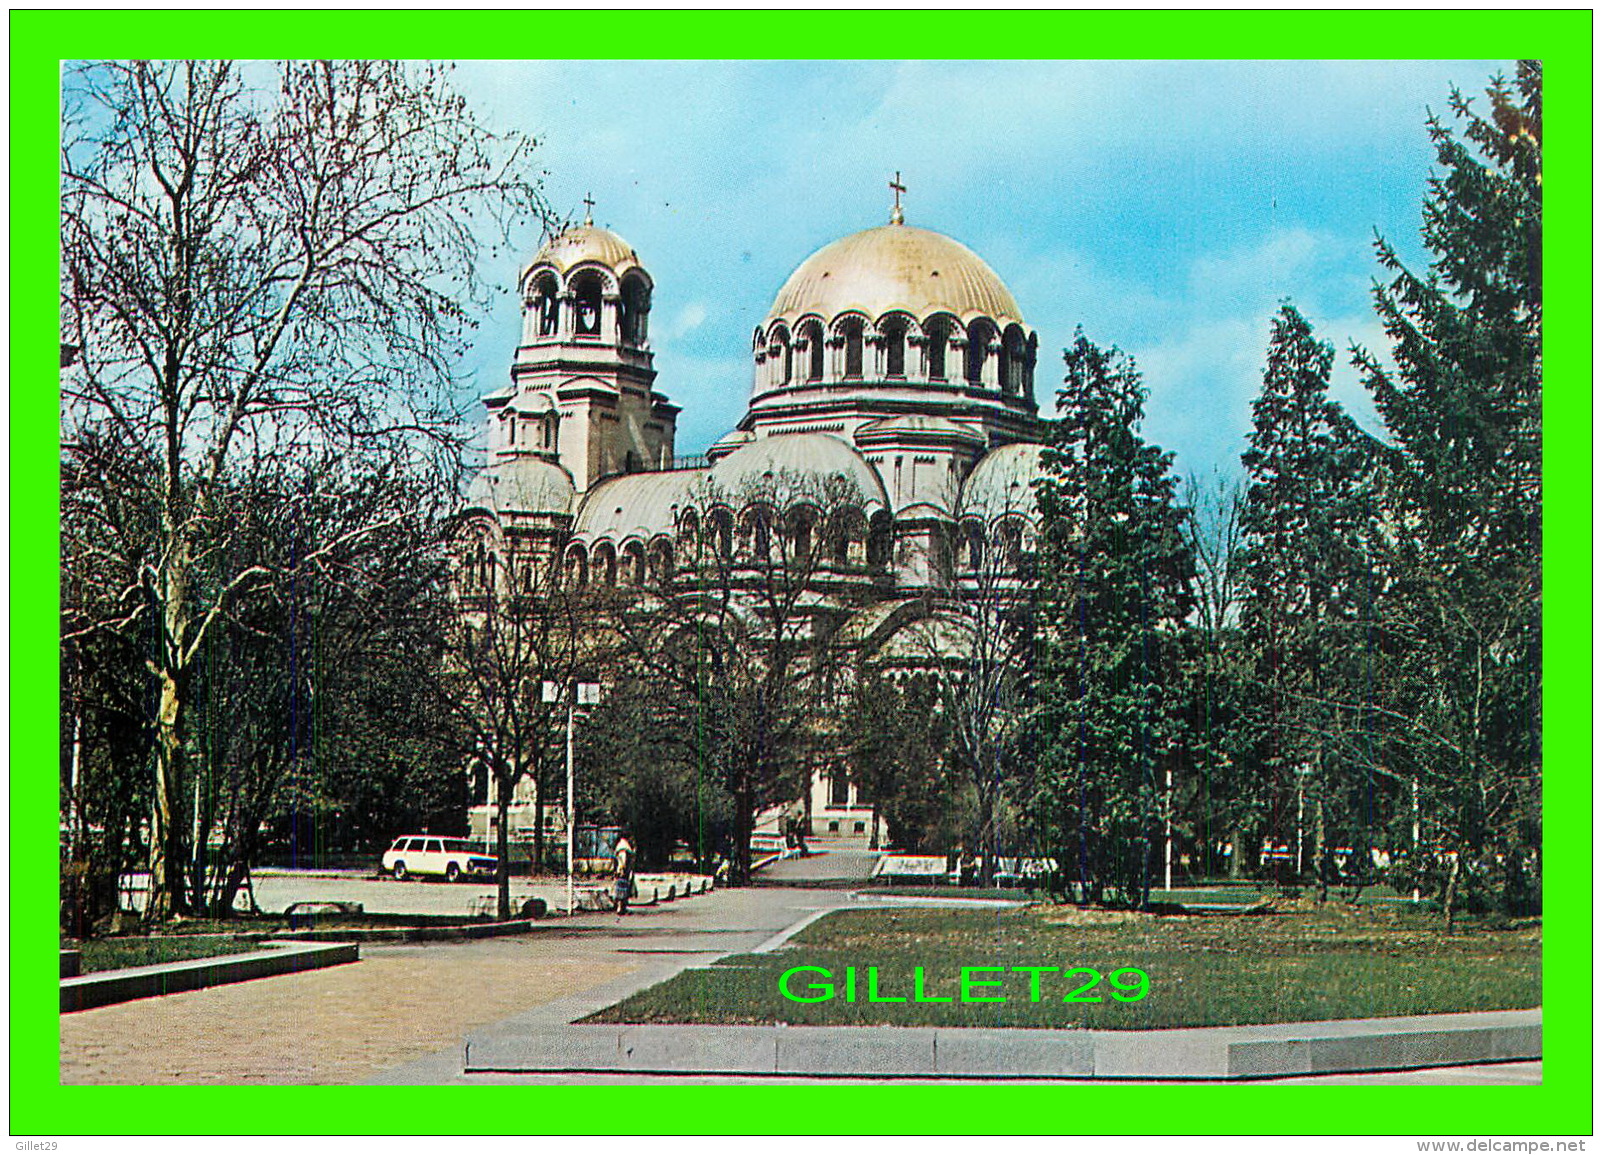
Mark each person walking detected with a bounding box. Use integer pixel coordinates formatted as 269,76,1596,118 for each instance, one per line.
613,831,637,916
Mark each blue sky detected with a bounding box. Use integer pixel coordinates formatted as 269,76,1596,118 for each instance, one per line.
451,59,1513,481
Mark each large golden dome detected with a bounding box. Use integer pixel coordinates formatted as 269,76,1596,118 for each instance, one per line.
767,224,1022,324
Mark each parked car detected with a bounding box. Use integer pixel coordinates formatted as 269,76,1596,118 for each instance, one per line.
381,836,497,882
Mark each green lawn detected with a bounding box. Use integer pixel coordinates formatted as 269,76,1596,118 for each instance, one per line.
586,901,1540,1029
69,935,266,974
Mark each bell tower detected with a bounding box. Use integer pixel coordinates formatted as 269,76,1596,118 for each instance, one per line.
490,210,679,493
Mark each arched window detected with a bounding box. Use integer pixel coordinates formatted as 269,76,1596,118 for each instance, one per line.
842,318,864,379
748,510,772,559
677,508,699,550
1001,326,1027,395
533,273,560,337
925,317,950,381
996,520,1024,572
789,511,813,563
965,522,984,572
771,325,792,388
867,513,892,567
572,273,603,337
802,321,824,382
711,510,733,559
782,332,793,385
881,316,907,378
966,320,992,386
564,548,588,589
594,543,617,587
649,541,674,586
622,542,645,586
830,510,866,566
486,552,499,592
620,275,651,346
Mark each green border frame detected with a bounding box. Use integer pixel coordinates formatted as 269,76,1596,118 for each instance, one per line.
13,10,1591,1136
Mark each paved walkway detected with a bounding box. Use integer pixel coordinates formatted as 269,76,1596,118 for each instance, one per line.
61,852,870,1085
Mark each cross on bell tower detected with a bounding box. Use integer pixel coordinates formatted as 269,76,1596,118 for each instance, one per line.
889,171,906,225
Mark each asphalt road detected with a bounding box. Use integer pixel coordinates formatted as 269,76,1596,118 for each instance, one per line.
242,868,623,917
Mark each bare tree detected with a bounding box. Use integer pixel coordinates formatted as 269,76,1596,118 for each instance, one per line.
898,506,1037,884
1181,470,1256,878
607,469,882,884
1184,471,1245,640
440,554,577,920
60,60,544,920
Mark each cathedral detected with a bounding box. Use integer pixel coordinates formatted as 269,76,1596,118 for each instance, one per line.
460,191,1052,838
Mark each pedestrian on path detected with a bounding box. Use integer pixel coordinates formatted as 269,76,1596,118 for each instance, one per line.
613,831,637,916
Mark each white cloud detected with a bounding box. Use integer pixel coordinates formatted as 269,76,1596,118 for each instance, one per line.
667,302,709,341
1133,315,1265,476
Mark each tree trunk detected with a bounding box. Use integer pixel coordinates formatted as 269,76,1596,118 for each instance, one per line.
976,777,996,886
531,764,544,873
730,783,753,886
1314,795,1328,905
1228,825,1244,879
214,844,258,918
146,669,185,923
495,771,514,920
148,526,194,924
1443,851,1461,935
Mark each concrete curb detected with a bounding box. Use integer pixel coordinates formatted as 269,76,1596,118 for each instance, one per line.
462,1008,1540,1080
61,941,359,1012
271,919,545,944
849,893,1031,909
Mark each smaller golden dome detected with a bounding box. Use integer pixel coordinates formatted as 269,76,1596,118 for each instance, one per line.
528,224,644,277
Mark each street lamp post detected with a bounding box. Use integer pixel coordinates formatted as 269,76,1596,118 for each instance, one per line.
547,679,601,917
1411,776,1421,902
1164,765,1174,893
1295,771,1305,877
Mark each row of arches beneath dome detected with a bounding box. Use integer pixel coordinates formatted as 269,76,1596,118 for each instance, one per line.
495,408,559,455
956,515,1036,577
456,538,550,597
523,266,652,347
754,314,1036,397
564,504,896,591
456,509,1038,603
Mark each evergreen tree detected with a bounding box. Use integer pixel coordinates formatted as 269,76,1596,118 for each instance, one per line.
1032,333,1194,908
1354,63,1542,920
1239,305,1382,894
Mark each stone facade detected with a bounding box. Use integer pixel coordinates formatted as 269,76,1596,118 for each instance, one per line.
460,209,1050,839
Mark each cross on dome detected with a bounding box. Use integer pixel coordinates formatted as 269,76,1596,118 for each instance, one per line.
582,192,595,226
889,171,906,225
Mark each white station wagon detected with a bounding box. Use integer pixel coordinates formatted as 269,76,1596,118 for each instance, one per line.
382,836,497,882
